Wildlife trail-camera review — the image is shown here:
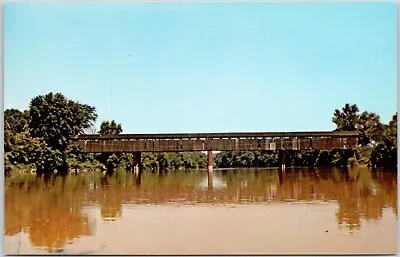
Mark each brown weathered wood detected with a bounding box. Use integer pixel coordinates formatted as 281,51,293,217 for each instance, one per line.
347,138,358,148
71,131,358,140
70,131,359,153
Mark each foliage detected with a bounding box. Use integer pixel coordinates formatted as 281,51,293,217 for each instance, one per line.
4,109,30,152
66,145,103,172
105,154,121,172
383,113,397,148
141,152,207,170
4,97,396,173
142,153,159,170
4,130,48,170
29,92,97,152
35,147,65,175
5,92,98,175
332,104,359,131
214,149,353,168
332,104,396,168
4,124,67,175
98,120,122,135
119,153,136,172
4,109,30,133
370,140,397,168
213,103,396,169
357,111,384,146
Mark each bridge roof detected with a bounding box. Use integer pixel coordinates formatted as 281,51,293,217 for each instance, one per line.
71,131,359,140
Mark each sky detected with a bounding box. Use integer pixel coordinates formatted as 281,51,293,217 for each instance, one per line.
4,2,397,134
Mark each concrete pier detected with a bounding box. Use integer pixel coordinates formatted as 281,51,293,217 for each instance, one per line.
207,150,213,173
134,152,143,176
208,172,213,191
280,150,286,171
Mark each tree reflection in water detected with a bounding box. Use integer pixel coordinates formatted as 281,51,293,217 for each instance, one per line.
4,167,397,252
5,174,94,253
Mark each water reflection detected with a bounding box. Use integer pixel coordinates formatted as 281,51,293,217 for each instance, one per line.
198,173,227,190
5,174,95,253
4,167,397,253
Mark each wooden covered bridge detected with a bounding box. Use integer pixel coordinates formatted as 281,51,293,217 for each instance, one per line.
70,131,359,172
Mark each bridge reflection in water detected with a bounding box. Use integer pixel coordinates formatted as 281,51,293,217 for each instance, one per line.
4,167,397,253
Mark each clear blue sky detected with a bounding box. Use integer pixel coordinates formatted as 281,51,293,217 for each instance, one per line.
4,2,397,133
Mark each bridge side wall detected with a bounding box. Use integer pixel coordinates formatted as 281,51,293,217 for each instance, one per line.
72,137,358,153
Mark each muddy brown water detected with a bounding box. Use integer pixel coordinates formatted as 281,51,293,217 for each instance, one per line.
4,167,398,254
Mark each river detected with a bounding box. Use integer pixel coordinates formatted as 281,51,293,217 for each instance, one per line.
4,167,398,254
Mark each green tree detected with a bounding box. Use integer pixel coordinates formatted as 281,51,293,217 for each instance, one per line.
4,130,47,168
357,111,384,146
98,120,122,135
370,143,397,167
142,153,159,170
4,109,30,133
383,113,397,147
29,92,97,152
332,104,360,131
28,92,97,173
4,109,30,152
370,113,397,167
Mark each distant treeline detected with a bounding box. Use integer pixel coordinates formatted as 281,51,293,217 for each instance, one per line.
4,93,397,175
215,149,355,168
216,104,397,169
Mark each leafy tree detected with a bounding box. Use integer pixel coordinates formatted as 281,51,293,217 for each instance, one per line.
4,109,30,152
35,147,65,175
357,111,384,146
171,153,185,169
188,152,207,168
156,153,171,169
98,120,122,135
4,130,47,167
27,92,97,173
105,154,120,172
383,113,397,147
370,113,397,167
239,152,255,167
215,151,279,168
142,153,159,170
332,104,396,167
29,92,97,152
4,129,14,153
65,144,102,172
4,109,30,133
370,143,397,167
4,109,53,174
332,104,360,131
286,150,303,166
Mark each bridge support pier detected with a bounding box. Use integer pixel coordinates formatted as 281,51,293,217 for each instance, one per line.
207,150,213,173
134,152,143,176
280,150,286,171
